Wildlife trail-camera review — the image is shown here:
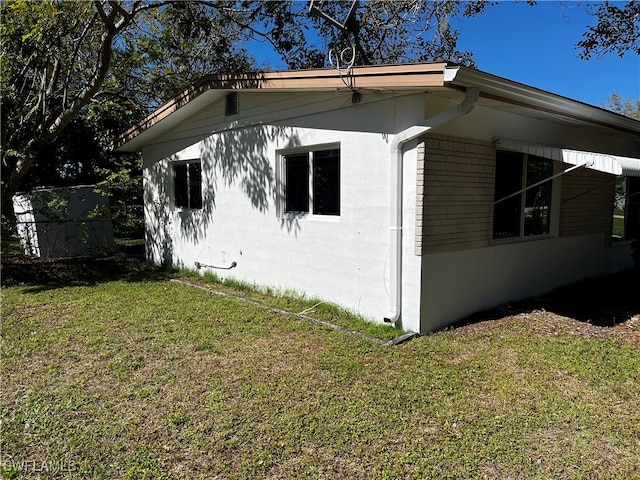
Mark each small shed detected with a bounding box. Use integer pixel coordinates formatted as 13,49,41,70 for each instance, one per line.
12,186,114,258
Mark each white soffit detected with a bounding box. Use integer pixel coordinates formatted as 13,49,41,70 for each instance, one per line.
497,140,640,177
446,67,640,138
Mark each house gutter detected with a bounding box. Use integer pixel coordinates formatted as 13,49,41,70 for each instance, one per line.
384,84,479,327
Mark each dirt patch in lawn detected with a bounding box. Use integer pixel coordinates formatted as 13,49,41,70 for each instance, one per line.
1,245,156,289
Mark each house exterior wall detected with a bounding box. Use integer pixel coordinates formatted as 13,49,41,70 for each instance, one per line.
142,93,427,333
415,134,495,255
417,122,634,332
141,88,636,335
559,167,615,241
420,233,630,331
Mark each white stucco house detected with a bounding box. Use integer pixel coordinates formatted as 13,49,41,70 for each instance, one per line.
116,62,640,334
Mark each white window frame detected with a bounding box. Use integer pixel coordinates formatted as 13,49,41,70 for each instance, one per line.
277,143,341,219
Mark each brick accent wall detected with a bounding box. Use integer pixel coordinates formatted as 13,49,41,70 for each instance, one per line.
559,167,615,242
416,133,496,255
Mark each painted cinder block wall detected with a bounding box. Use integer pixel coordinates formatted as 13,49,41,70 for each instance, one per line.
143,92,427,333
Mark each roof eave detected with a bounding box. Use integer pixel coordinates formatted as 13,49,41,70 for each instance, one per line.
115,62,640,153
115,62,452,151
445,66,640,136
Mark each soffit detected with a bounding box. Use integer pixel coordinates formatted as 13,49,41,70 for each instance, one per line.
115,63,451,151
445,66,640,139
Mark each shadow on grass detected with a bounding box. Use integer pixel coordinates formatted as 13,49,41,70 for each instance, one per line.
1,241,169,293
455,268,640,329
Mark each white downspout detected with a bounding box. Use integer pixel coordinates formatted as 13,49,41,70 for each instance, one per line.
385,86,479,326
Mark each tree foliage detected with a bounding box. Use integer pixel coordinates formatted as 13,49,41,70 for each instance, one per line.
578,0,640,59
305,0,494,67
0,1,258,197
603,93,640,120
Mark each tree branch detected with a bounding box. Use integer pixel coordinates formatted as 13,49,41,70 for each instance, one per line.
63,12,100,110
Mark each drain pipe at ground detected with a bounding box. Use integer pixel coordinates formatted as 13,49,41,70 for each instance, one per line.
384,86,479,327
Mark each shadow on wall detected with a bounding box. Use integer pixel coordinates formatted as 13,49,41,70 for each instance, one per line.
453,268,640,329
144,125,305,267
144,160,172,267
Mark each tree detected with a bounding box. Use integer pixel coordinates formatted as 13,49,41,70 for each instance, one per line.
1,0,496,209
2,1,134,198
305,0,493,67
578,0,640,59
0,1,260,200
602,93,640,120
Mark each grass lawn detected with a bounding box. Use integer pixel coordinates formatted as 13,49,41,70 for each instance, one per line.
2,259,640,479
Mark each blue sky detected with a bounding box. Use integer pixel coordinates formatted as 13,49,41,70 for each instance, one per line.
249,1,639,109
452,1,639,107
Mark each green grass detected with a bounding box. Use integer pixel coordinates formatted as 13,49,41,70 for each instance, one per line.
175,267,403,341
613,213,625,239
2,278,640,479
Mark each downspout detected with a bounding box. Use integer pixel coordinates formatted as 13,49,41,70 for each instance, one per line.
384,86,479,326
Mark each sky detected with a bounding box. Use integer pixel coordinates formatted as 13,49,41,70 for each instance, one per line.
451,1,639,107
248,1,639,109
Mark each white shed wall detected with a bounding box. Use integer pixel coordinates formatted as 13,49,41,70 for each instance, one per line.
12,186,113,258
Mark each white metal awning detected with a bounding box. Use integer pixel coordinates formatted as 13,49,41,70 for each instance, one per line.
496,140,640,177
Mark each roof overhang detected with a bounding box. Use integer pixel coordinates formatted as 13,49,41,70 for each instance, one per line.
115,62,640,154
115,62,451,151
497,139,640,177
444,66,640,138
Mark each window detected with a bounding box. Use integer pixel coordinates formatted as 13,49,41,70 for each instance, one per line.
613,176,640,241
493,151,554,240
283,148,340,216
173,161,202,209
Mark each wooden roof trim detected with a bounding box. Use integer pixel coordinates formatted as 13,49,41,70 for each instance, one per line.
115,63,451,149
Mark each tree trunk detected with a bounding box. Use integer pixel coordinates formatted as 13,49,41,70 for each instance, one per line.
6,151,37,197
2,149,39,237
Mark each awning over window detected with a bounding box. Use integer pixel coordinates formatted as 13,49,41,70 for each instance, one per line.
497,140,640,177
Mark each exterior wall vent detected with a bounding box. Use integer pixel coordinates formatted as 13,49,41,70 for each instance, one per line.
225,92,238,116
